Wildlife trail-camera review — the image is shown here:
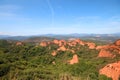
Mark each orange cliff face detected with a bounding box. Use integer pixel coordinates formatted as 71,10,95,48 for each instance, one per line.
58,40,67,46
114,39,120,46
69,54,79,64
51,51,57,56
16,42,23,46
98,49,116,58
99,61,120,80
86,42,96,49
53,39,59,44
53,39,67,46
57,46,67,51
68,39,85,46
96,39,120,58
96,45,109,50
40,41,48,47
74,38,85,45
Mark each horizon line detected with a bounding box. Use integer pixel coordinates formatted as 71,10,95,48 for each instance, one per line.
0,32,120,36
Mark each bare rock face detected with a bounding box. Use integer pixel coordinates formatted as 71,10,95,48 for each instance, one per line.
69,41,78,46
69,54,79,64
67,39,85,46
96,45,109,50
74,39,85,45
52,61,56,65
96,43,120,56
86,42,96,49
16,42,23,46
99,61,120,80
57,46,67,51
53,39,59,44
109,45,120,53
40,42,48,47
51,51,57,56
96,45,105,50
98,49,115,58
53,40,67,46
70,50,75,53
114,39,120,46
58,40,67,46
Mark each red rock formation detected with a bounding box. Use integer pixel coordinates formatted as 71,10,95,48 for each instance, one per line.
71,50,75,53
86,42,96,49
99,61,120,80
74,39,85,45
47,42,51,45
96,44,120,55
96,45,109,50
52,61,56,65
67,42,72,46
53,39,59,44
51,51,57,56
96,46,104,50
69,54,79,64
58,40,67,46
16,42,23,46
109,45,120,52
98,49,115,58
114,39,120,46
79,41,85,46
68,39,85,46
40,42,47,47
69,41,77,46
57,46,67,51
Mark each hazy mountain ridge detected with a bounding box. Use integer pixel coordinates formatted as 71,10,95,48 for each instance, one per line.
0,33,120,42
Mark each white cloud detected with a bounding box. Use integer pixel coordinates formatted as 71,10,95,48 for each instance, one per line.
0,12,16,17
0,31,15,35
0,4,19,17
0,4,31,21
76,16,100,20
0,4,21,11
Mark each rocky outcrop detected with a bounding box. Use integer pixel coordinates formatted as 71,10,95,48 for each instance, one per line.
53,39,59,44
40,42,48,47
57,46,67,51
68,39,85,46
58,40,67,46
96,42,120,58
86,42,96,49
53,39,67,46
109,45,120,53
69,54,79,64
74,39,85,45
51,51,57,56
114,39,120,46
96,45,109,50
98,49,115,58
99,61,120,80
16,42,23,46
70,50,75,53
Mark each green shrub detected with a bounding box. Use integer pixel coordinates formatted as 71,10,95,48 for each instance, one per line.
0,64,10,77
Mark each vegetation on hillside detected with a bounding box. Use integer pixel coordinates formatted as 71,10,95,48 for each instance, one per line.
0,39,118,80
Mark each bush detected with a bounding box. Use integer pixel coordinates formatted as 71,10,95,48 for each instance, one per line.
98,75,112,80
0,64,10,77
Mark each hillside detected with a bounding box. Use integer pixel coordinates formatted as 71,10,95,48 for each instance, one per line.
0,39,120,80
23,37,55,43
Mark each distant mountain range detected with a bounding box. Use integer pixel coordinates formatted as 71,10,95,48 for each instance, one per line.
0,33,120,42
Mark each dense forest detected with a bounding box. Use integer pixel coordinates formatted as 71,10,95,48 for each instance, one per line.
0,39,119,80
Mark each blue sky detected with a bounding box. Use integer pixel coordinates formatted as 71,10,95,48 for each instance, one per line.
0,0,120,36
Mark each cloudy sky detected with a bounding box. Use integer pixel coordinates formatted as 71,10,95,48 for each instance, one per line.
0,0,120,35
